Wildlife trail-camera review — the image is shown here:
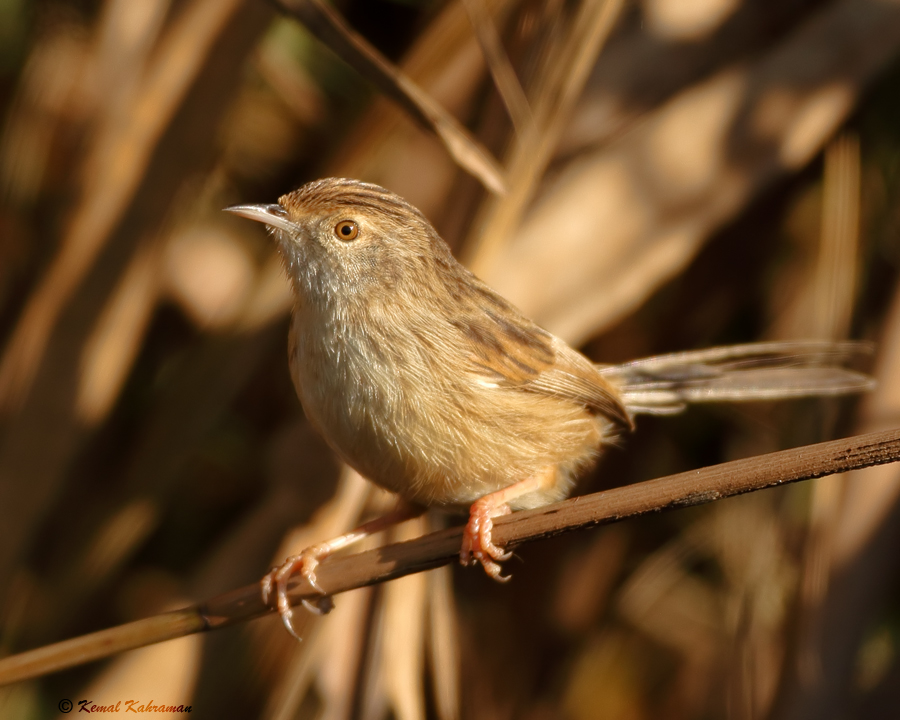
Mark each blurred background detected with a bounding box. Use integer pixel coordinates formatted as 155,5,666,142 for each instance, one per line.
1,0,900,718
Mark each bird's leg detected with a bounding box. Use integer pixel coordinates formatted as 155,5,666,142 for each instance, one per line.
460,466,557,581
262,499,424,638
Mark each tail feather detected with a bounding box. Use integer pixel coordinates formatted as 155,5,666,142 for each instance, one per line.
598,341,874,416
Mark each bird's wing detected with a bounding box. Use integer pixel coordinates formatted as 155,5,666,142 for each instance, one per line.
449,279,632,431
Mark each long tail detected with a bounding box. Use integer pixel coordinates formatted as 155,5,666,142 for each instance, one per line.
598,341,875,416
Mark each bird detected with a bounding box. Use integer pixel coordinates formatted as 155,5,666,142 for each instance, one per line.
226,177,872,635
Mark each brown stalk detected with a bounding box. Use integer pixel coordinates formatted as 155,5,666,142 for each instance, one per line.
0,0,273,616
274,0,506,195
464,0,626,272
2,427,900,687
460,0,534,138
788,131,861,697
0,0,251,412
474,0,900,347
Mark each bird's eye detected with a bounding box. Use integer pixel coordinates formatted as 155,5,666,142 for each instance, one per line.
334,220,359,241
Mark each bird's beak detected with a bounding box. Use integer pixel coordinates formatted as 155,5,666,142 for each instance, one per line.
224,203,297,234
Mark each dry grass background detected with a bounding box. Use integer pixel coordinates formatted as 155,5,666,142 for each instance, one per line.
1,0,900,718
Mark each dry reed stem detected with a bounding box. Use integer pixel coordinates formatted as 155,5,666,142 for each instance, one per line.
275,0,506,194
464,0,626,272
815,133,861,342
0,0,272,618
790,131,861,695
2,427,900,687
480,0,900,345
773,251,900,718
460,0,534,137
427,564,460,720
0,0,249,412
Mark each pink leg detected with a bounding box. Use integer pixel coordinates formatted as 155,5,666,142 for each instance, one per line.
460,467,557,580
262,500,424,638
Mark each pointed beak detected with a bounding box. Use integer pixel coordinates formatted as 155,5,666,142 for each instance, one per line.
224,203,297,234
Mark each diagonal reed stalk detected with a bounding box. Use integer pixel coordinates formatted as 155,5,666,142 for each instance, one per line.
2,426,899,687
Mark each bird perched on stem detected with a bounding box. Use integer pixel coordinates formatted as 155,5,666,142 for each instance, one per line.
227,177,872,636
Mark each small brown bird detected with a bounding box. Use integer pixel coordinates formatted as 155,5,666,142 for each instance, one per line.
226,177,871,634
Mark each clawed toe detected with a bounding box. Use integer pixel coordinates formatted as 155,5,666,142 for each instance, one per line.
260,547,333,638
460,500,513,580
301,595,335,615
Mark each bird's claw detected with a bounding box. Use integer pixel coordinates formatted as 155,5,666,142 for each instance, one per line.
261,546,334,639
460,499,513,581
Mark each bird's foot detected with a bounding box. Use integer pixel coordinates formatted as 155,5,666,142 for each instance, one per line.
261,545,334,639
460,497,513,581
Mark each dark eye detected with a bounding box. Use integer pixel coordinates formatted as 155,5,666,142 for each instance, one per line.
334,220,359,241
